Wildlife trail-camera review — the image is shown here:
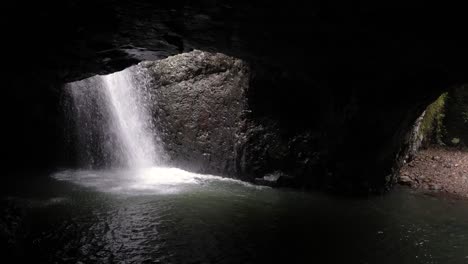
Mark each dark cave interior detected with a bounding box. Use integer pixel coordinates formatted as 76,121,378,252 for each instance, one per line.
2,1,468,263
4,0,467,192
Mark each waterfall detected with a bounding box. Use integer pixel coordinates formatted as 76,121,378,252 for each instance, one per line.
57,62,249,194
65,66,163,169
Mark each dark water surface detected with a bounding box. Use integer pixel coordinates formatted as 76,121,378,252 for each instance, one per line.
2,169,468,263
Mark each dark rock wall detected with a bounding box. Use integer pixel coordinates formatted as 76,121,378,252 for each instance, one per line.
137,51,331,187
445,85,468,146
140,51,250,175
3,76,67,172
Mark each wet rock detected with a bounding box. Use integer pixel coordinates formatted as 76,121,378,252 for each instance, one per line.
263,173,282,182
134,51,327,187
398,176,413,186
255,171,283,187
141,50,250,176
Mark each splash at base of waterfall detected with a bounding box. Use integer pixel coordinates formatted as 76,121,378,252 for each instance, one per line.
52,167,261,195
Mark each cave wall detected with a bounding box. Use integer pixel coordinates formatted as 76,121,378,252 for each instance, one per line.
445,85,468,146
405,86,468,149
140,51,250,175
136,51,331,186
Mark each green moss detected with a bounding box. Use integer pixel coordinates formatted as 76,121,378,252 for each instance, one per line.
419,93,447,145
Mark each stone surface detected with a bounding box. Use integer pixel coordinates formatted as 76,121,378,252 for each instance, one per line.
444,85,468,147
139,50,250,176
131,51,330,188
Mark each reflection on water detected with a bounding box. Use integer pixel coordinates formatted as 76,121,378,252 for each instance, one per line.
52,167,263,195
2,170,468,263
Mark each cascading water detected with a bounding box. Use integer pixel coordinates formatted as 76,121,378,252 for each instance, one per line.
65,66,162,169
102,69,160,167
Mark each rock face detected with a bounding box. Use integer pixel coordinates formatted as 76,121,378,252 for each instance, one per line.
445,85,468,147
140,51,250,175
402,111,426,162
133,51,329,188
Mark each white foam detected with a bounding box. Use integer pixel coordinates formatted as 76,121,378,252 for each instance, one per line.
52,167,263,195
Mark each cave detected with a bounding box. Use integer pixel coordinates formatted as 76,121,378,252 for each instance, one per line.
2,1,468,263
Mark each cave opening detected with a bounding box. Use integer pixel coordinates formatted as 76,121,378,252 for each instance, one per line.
399,86,468,197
